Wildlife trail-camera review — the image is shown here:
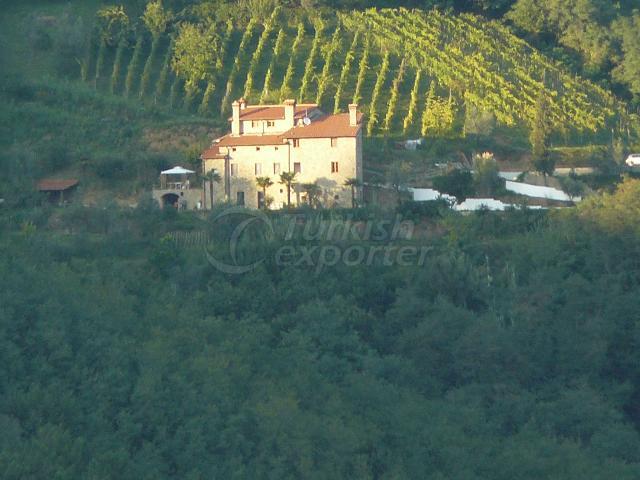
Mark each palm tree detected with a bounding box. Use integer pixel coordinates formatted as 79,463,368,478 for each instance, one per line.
302,182,322,208
279,171,297,208
255,176,273,210
344,177,361,208
205,170,221,209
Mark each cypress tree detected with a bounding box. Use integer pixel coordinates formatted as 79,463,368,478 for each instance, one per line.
530,91,555,178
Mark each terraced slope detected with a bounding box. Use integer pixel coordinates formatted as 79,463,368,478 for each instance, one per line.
345,9,618,132
80,8,625,138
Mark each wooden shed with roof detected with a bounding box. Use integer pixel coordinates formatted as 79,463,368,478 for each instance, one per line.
37,179,79,204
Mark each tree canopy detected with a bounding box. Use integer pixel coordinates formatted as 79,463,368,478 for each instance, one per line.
1,180,640,477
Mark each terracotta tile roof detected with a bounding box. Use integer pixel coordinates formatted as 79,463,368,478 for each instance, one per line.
231,104,320,121
214,134,285,147
201,146,225,158
282,113,364,139
37,179,79,191
203,110,363,156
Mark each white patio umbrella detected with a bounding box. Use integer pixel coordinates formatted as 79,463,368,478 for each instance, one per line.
161,166,195,175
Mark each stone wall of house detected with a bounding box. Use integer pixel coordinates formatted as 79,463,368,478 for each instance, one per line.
203,134,362,209
152,188,204,211
288,135,360,208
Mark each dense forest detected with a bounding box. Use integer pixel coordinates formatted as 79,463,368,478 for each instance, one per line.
2,181,640,477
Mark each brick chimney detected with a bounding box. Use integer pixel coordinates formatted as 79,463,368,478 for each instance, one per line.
284,99,296,128
231,100,241,135
348,104,358,126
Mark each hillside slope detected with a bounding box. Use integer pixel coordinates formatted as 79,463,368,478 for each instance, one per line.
1,2,636,202
72,7,629,141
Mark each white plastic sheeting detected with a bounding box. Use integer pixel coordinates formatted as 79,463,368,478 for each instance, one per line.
505,180,578,202
409,188,455,202
409,187,549,211
455,199,546,211
409,180,568,210
454,198,511,211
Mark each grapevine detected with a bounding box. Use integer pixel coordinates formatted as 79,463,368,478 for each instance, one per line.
260,28,285,103
94,38,107,88
298,18,324,103
366,49,389,135
154,37,174,101
198,21,234,114
139,34,161,99
403,68,421,134
352,34,370,106
220,19,257,113
110,37,127,94
279,22,305,101
315,23,342,106
333,31,359,113
382,57,406,133
243,9,280,100
124,35,144,98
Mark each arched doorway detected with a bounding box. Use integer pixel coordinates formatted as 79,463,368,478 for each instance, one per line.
161,193,179,209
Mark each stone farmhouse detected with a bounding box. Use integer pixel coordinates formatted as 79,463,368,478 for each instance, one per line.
201,98,363,209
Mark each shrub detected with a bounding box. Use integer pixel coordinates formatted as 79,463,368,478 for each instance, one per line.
28,18,53,52
5,80,37,102
143,152,173,173
473,152,504,196
93,154,127,180
43,143,73,171
432,169,474,201
398,199,450,220
551,146,609,168
558,174,587,201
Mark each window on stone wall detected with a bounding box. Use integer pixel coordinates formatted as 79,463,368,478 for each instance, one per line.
231,164,238,176
273,163,280,174
255,163,262,175
331,138,338,147
237,191,245,206
267,121,275,127
331,161,339,173
294,162,301,174
292,139,300,148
